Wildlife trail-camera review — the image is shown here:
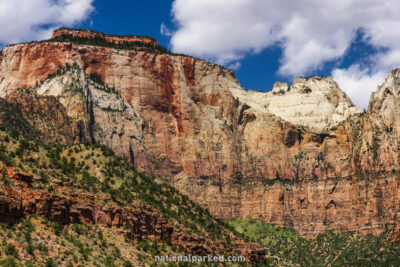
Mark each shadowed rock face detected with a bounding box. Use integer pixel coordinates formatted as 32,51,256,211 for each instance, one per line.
0,31,400,237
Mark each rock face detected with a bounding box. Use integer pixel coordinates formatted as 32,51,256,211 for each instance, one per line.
369,69,400,129
0,167,265,262
0,29,400,238
36,65,148,171
231,77,361,131
237,176,400,238
0,184,173,240
1,89,79,142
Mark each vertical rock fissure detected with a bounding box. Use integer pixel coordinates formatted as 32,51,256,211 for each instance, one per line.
85,87,96,143
129,140,135,166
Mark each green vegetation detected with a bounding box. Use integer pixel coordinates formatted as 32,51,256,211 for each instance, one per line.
229,218,400,266
0,71,398,266
55,27,156,40
51,34,169,53
0,132,232,240
0,216,160,266
36,62,118,95
0,125,246,266
6,30,230,74
47,33,204,59
229,219,314,266
0,100,40,140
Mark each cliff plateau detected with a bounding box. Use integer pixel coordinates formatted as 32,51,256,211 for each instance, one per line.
0,29,399,239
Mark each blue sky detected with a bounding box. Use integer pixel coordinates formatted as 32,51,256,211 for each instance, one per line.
76,0,284,92
2,0,400,109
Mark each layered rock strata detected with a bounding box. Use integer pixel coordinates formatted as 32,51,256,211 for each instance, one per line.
0,30,400,237
0,168,265,261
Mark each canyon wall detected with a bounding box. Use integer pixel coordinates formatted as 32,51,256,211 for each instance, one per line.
0,31,399,237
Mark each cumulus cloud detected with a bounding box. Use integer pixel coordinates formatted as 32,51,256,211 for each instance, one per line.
332,65,386,110
170,0,400,76
0,0,94,45
169,0,400,109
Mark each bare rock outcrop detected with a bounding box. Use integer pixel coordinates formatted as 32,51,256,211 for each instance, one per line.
369,69,400,129
230,76,361,132
36,66,148,171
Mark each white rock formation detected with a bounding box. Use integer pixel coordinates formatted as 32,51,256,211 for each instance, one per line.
369,69,400,130
230,76,361,132
36,66,147,167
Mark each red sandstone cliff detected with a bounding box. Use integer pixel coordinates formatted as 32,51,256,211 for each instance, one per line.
0,29,399,237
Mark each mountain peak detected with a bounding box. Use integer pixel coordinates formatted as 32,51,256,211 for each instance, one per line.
369,69,400,128
231,76,361,131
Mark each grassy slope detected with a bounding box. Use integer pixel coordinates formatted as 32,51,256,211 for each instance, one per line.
228,218,400,266
0,127,249,266
0,217,160,266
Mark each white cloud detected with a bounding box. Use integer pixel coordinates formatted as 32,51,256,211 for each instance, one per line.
227,61,241,70
0,0,94,45
169,0,364,74
169,0,400,110
160,23,172,37
332,65,386,110
170,0,280,65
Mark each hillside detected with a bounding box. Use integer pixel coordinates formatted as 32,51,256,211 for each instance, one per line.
0,125,264,265
229,218,400,266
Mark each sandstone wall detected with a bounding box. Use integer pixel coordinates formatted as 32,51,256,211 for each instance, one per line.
1,36,400,237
